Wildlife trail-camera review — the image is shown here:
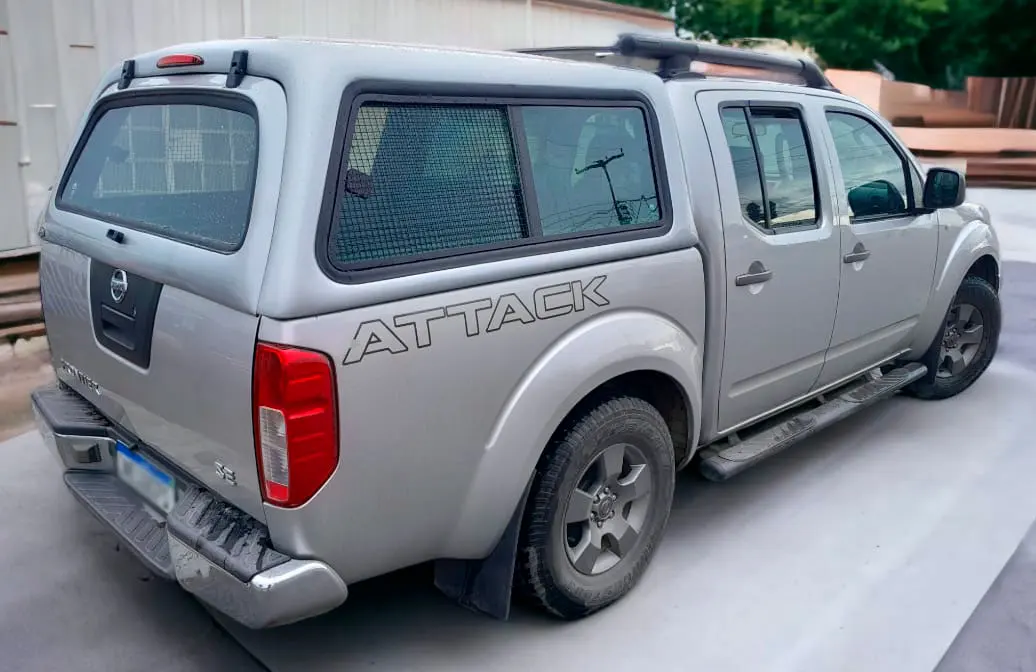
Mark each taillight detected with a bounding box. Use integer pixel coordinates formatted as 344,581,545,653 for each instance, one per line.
156,54,204,68
252,342,338,508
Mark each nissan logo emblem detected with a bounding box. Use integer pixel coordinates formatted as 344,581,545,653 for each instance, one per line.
110,269,129,303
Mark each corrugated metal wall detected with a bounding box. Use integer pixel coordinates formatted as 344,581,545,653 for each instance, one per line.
0,0,672,254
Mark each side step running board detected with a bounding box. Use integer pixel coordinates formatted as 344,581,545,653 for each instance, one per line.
699,362,927,482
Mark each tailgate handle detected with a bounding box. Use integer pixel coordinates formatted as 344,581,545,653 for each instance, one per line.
99,305,137,351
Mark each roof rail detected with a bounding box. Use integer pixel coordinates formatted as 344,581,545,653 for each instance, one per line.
518,33,839,92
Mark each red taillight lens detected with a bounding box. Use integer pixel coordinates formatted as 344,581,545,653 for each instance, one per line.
252,342,338,508
156,54,205,68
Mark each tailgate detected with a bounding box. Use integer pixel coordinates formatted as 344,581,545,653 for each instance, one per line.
40,72,287,522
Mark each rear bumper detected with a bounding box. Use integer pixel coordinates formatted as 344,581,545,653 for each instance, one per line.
31,384,348,628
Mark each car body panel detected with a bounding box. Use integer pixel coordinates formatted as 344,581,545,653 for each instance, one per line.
259,250,705,582
694,89,841,433
906,205,1000,355
812,99,941,388
39,72,288,521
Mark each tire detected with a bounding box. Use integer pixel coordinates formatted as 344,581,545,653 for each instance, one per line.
518,396,675,619
905,275,1001,400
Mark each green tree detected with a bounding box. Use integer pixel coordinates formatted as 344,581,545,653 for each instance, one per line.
608,0,1036,86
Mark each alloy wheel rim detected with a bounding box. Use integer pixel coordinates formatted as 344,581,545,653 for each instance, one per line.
937,301,984,379
563,442,653,576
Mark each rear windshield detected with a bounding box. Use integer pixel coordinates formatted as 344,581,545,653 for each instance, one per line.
57,97,258,252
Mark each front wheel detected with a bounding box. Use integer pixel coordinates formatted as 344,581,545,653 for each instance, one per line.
905,275,1001,400
518,396,675,619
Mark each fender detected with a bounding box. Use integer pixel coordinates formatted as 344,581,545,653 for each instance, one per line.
447,308,702,554
907,208,1000,356
435,308,703,618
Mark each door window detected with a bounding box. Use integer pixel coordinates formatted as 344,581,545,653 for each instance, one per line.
825,112,912,220
721,106,819,232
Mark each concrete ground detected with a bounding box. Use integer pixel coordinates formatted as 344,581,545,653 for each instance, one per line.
1,187,1034,671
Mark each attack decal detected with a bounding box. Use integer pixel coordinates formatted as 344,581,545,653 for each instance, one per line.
342,275,609,365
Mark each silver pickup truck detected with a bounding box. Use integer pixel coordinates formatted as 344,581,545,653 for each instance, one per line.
30,34,1000,629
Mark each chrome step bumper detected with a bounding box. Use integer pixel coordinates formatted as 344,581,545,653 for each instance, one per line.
32,384,348,628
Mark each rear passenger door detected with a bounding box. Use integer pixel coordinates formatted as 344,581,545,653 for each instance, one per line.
697,92,840,432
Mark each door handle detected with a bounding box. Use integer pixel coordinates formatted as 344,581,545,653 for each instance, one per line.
843,242,870,264
735,261,773,286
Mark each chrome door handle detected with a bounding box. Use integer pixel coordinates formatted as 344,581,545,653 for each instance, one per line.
735,261,773,286
843,243,870,264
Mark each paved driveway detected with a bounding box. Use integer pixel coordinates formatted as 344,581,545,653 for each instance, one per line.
2,188,1034,672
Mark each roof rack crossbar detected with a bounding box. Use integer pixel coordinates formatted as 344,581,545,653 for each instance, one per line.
518,33,839,92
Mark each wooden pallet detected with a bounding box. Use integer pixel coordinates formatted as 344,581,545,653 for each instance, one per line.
0,251,42,341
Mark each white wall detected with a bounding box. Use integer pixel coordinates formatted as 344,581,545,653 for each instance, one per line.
0,0,672,254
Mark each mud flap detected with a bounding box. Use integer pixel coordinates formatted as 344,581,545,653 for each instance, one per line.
433,478,533,620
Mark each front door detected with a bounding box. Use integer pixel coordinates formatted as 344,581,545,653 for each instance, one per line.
813,105,939,389
697,92,841,432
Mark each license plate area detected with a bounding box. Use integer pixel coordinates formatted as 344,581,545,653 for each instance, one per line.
115,442,176,514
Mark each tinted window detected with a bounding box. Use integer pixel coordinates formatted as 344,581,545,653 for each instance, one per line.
722,106,818,231
334,103,528,265
825,112,910,219
522,106,660,235
330,100,665,269
58,101,258,252
722,107,767,225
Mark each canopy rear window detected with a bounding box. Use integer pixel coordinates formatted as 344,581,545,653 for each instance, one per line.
57,94,259,253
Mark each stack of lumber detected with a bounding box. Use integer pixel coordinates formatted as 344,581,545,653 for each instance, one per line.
967,77,1036,129
826,70,1036,188
0,253,43,341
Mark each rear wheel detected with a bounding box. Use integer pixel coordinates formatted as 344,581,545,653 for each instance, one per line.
905,275,1000,400
518,396,675,619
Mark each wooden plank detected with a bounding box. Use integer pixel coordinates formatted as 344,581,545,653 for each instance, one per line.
890,106,997,128
1009,78,1027,128
0,300,41,325
997,78,1009,127
1023,77,1031,128
0,270,39,296
0,322,45,340
895,127,1036,155
0,290,39,306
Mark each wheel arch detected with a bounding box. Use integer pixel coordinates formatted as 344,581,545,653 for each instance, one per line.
433,310,703,618
545,369,696,471
966,254,1000,293
908,218,1000,356
433,366,698,621
444,310,703,557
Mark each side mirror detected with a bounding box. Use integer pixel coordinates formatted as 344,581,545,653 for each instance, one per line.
922,167,966,209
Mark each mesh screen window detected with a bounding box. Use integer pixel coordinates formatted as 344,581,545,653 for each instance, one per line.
59,102,258,252
522,106,660,236
330,100,665,269
334,103,529,265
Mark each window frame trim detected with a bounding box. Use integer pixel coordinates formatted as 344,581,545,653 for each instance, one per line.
718,101,822,236
54,89,261,255
315,79,674,285
822,106,920,224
